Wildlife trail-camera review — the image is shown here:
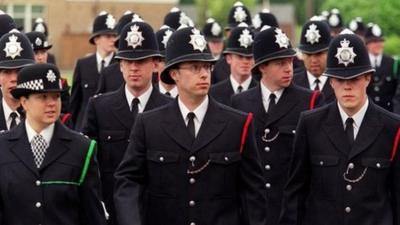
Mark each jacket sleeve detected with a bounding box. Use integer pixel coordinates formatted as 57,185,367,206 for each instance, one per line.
279,113,311,225
82,97,98,140
70,60,82,129
114,114,146,225
239,117,268,225
79,143,108,225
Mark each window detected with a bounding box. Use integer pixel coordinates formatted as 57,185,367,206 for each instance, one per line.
2,4,45,32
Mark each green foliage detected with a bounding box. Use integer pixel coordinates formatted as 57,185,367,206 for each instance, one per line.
384,35,400,56
321,0,400,35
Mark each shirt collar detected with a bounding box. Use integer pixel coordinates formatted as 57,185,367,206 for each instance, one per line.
306,71,328,88
260,81,284,102
229,75,253,92
178,96,209,125
368,53,382,67
338,98,369,129
2,98,20,121
158,83,178,98
96,52,114,67
25,120,55,145
125,85,153,112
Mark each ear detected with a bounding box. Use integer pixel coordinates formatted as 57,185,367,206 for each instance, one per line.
226,54,233,64
169,69,179,82
19,96,28,112
258,63,267,73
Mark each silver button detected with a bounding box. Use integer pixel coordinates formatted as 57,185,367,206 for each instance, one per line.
189,178,196,184
319,161,324,166
189,156,196,162
159,157,164,162
348,163,354,169
35,202,41,208
346,184,352,191
375,96,380,102
386,76,392,82
345,207,351,213
224,156,229,161
376,163,381,168
35,180,41,186
84,84,88,88
374,86,380,92
189,200,196,207
264,147,270,152
107,136,111,140
265,128,270,134
374,76,379,82
265,183,271,189
265,165,271,170
292,130,296,134
190,223,196,225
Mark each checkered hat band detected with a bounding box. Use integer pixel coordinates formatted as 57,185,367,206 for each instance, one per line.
17,79,44,91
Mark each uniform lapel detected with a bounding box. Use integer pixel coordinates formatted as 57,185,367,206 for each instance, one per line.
299,70,311,89
143,87,164,111
111,86,135,129
191,98,227,153
40,122,72,171
8,123,39,177
322,103,351,155
161,100,193,151
0,100,7,131
348,103,383,159
265,85,299,127
246,85,267,125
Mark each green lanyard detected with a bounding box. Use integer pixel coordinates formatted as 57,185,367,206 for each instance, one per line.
41,140,96,186
393,56,399,78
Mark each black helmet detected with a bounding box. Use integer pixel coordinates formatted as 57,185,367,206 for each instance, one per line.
32,18,49,37
0,13,17,38
223,23,254,57
0,30,35,69
161,26,216,84
155,25,175,57
11,63,64,99
324,30,375,79
226,1,252,30
115,18,161,61
348,17,366,36
252,9,279,31
252,26,296,74
299,20,331,54
202,18,223,42
327,8,343,30
89,11,117,44
364,23,384,44
26,31,52,51
163,7,194,30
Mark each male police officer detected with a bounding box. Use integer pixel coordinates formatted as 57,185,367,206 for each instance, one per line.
0,30,34,131
294,20,335,103
70,11,117,130
114,26,267,225
210,23,258,106
231,26,322,225
202,18,224,59
83,19,172,225
280,31,400,225
0,63,106,225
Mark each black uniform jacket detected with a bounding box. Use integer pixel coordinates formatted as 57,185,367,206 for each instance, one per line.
232,84,323,225
210,77,258,106
114,97,267,225
211,56,230,84
70,53,116,131
293,69,336,103
280,101,400,225
0,121,107,225
96,62,124,94
83,85,172,224
0,100,25,132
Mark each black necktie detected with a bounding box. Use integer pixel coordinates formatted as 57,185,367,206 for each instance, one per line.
314,79,320,91
237,85,243,93
165,91,171,96
187,112,196,139
268,93,276,113
9,112,18,129
131,98,140,118
100,59,105,72
345,118,354,147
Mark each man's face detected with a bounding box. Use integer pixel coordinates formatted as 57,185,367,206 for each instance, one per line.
34,49,48,64
0,69,18,101
226,54,254,79
207,40,224,57
259,57,294,90
366,40,384,56
120,58,156,91
302,51,327,77
94,34,117,54
330,74,371,113
21,92,61,127
170,61,212,98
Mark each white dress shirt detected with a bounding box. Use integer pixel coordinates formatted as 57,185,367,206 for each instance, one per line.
158,83,178,98
178,96,209,137
230,75,252,93
125,85,153,113
2,98,21,130
25,120,55,146
260,82,284,112
96,52,114,73
338,98,369,139
368,53,382,68
307,71,328,91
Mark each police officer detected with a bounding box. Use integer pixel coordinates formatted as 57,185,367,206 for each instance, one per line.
83,18,172,225
212,1,252,84
252,8,279,32
154,25,178,97
348,17,366,41
114,26,267,225
0,13,17,38
210,23,258,106
280,31,400,225
365,23,400,112
202,18,224,59
0,63,107,225
231,26,322,225
294,20,335,103
0,30,34,131
70,11,117,131
32,17,57,65
163,7,194,30
96,11,142,95
327,8,344,37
